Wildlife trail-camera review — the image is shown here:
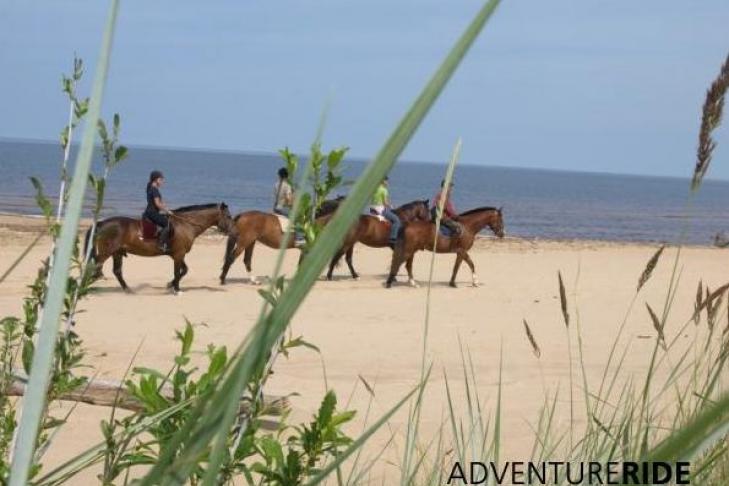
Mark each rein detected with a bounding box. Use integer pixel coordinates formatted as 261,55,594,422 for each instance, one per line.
169,209,218,230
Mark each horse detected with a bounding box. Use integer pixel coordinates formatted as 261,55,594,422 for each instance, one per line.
325,199,431,280
386,207,504,288
85,203,233,293
219,199,344,285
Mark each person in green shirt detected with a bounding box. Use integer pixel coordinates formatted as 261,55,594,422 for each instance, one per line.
370,176,401,246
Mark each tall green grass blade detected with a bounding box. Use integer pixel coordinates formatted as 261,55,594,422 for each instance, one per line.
141,1,501,483
642,390,729,466
8,2,119,484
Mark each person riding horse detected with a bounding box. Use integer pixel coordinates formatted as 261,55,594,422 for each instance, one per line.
431,179,462,236
273,167,305,246
144,170,172,252
370,176,401,247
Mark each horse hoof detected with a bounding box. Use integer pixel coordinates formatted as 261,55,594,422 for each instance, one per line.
249,279,260,286
408,279,419,288
471,281,481,288
220,278,226,285
174,289,183,296
353,276,360,281
449,282,458,288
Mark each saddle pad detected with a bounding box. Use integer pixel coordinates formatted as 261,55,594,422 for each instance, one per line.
439,224,456,237
275,214,292,232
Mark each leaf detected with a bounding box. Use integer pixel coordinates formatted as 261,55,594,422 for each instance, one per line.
21,339,35,375
114,145,128,163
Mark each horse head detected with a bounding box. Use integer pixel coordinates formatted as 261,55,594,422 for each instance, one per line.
491,207,505,238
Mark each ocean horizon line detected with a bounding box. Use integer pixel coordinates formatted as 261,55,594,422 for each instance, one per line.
1,136,723,185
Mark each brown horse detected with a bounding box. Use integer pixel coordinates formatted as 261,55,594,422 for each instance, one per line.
325,199,430,280
219,201,341,285
86,203,233,293
386,207,504,288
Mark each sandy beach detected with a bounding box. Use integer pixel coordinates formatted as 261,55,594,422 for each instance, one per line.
1,214,725,482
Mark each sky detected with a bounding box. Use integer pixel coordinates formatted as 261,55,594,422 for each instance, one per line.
1,0,728,179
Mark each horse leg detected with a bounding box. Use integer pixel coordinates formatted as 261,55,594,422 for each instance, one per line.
93,251,111,280
170,258,183,294
405,256,418,288
220,237,246,285
112,253,130,292
243,243,260,285
180,260,189,279
386,249,406,288
449,254,464,288
345,246,359,280
461,251,479,287
326,250,344,281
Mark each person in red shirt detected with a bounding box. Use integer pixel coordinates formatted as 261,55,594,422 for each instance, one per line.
431,179,462,236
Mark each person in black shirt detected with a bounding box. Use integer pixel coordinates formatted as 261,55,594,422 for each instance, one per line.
143,170,172,251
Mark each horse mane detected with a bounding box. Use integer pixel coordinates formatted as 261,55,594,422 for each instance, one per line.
459,206,499,216
173,203,220,213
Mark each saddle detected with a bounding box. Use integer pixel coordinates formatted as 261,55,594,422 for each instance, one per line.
139,218,174,241
140,218,159,240
436,221,463,238
439,224,457,237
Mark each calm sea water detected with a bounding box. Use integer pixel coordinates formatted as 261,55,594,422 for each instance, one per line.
1,139,728,245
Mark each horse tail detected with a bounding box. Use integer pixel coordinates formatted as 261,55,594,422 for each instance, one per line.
84,224,97,264
224,231,237,266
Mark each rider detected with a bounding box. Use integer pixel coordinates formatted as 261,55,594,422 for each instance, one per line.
273,167,294,216
144,170,172,252
432,179,462,236
273,167,305,246
370,176,401,247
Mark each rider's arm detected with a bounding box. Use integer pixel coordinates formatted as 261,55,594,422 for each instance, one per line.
446,199,456,218
154,196,168,212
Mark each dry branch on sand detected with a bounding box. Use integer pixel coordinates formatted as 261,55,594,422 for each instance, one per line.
8,375,289,416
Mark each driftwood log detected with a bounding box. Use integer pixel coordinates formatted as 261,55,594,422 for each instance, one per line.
8,377,289,416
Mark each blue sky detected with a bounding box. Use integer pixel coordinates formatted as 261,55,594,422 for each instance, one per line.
1,1,728,178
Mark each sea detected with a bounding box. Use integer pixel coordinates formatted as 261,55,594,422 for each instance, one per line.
1,139,728,245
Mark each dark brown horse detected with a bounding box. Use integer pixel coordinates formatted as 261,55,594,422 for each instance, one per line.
86,203,233,293
326,199,430,280
386,207,504,288
219,201,341,285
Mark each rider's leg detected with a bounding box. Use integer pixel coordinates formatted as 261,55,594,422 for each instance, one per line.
383,207,401,243
275,207,305,245
147,212,170,251
442,218,461,236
